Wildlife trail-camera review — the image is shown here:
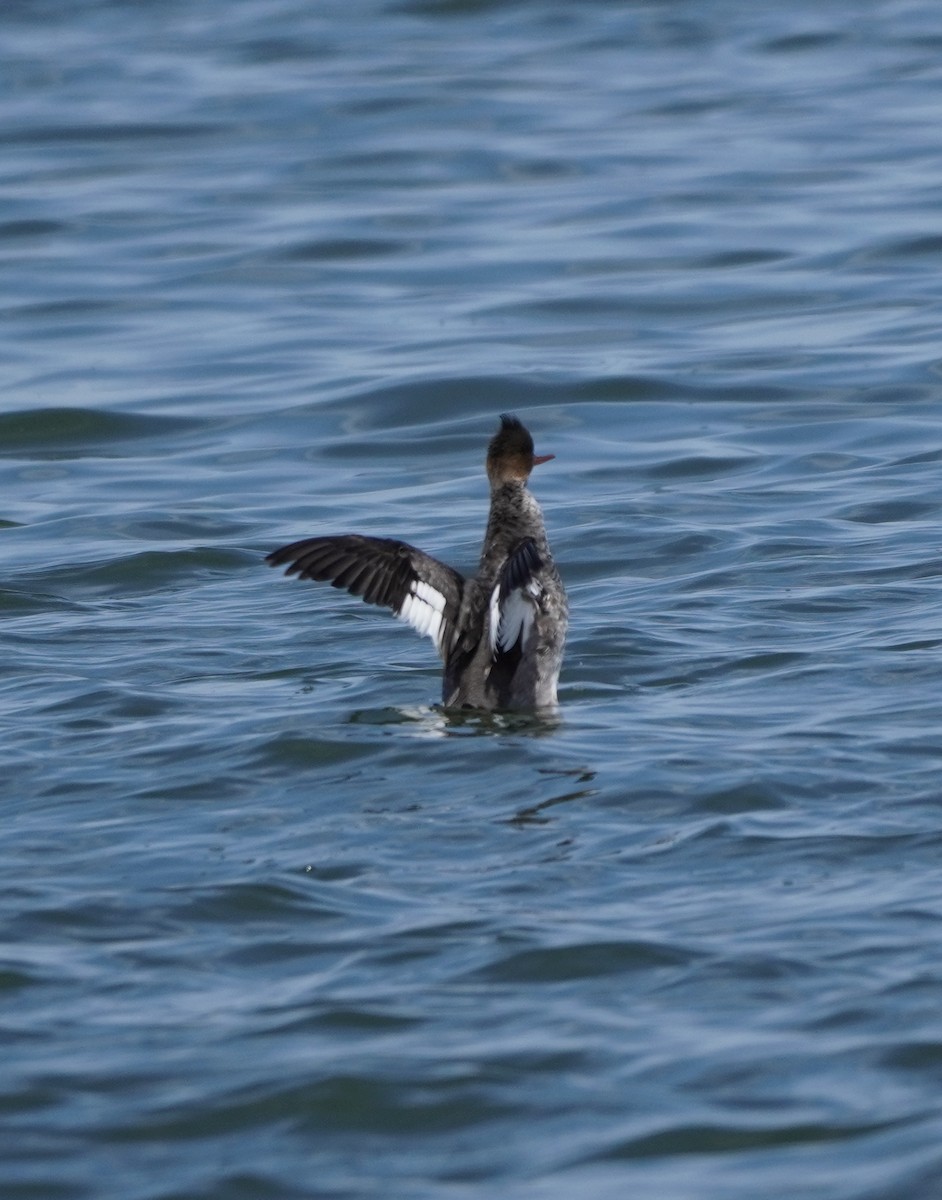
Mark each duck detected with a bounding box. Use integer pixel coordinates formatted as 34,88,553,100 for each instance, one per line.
266,414,567,711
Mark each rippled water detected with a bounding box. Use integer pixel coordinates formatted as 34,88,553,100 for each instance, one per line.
6,1,942,1197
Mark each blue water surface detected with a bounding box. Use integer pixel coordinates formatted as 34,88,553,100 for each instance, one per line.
5,1,942,1197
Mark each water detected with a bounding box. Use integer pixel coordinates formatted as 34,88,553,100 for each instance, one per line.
5,1,942,1196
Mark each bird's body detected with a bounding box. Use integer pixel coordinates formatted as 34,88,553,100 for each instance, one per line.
266,415,567,711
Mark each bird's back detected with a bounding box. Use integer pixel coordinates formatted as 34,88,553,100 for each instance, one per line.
443,482,567,710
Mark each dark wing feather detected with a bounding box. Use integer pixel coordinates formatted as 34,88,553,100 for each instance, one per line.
489,538,543,655
498,539,542,600
266,535,464,658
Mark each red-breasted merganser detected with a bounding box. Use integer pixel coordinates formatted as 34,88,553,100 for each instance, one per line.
266,414,567,711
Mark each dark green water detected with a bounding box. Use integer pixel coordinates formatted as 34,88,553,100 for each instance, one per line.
5,2,942,1197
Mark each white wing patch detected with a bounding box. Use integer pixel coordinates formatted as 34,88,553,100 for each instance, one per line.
397,578,448,650
489,578,541,655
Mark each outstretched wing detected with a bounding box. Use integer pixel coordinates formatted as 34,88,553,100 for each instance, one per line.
488,538,543,656
266,535,464,659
